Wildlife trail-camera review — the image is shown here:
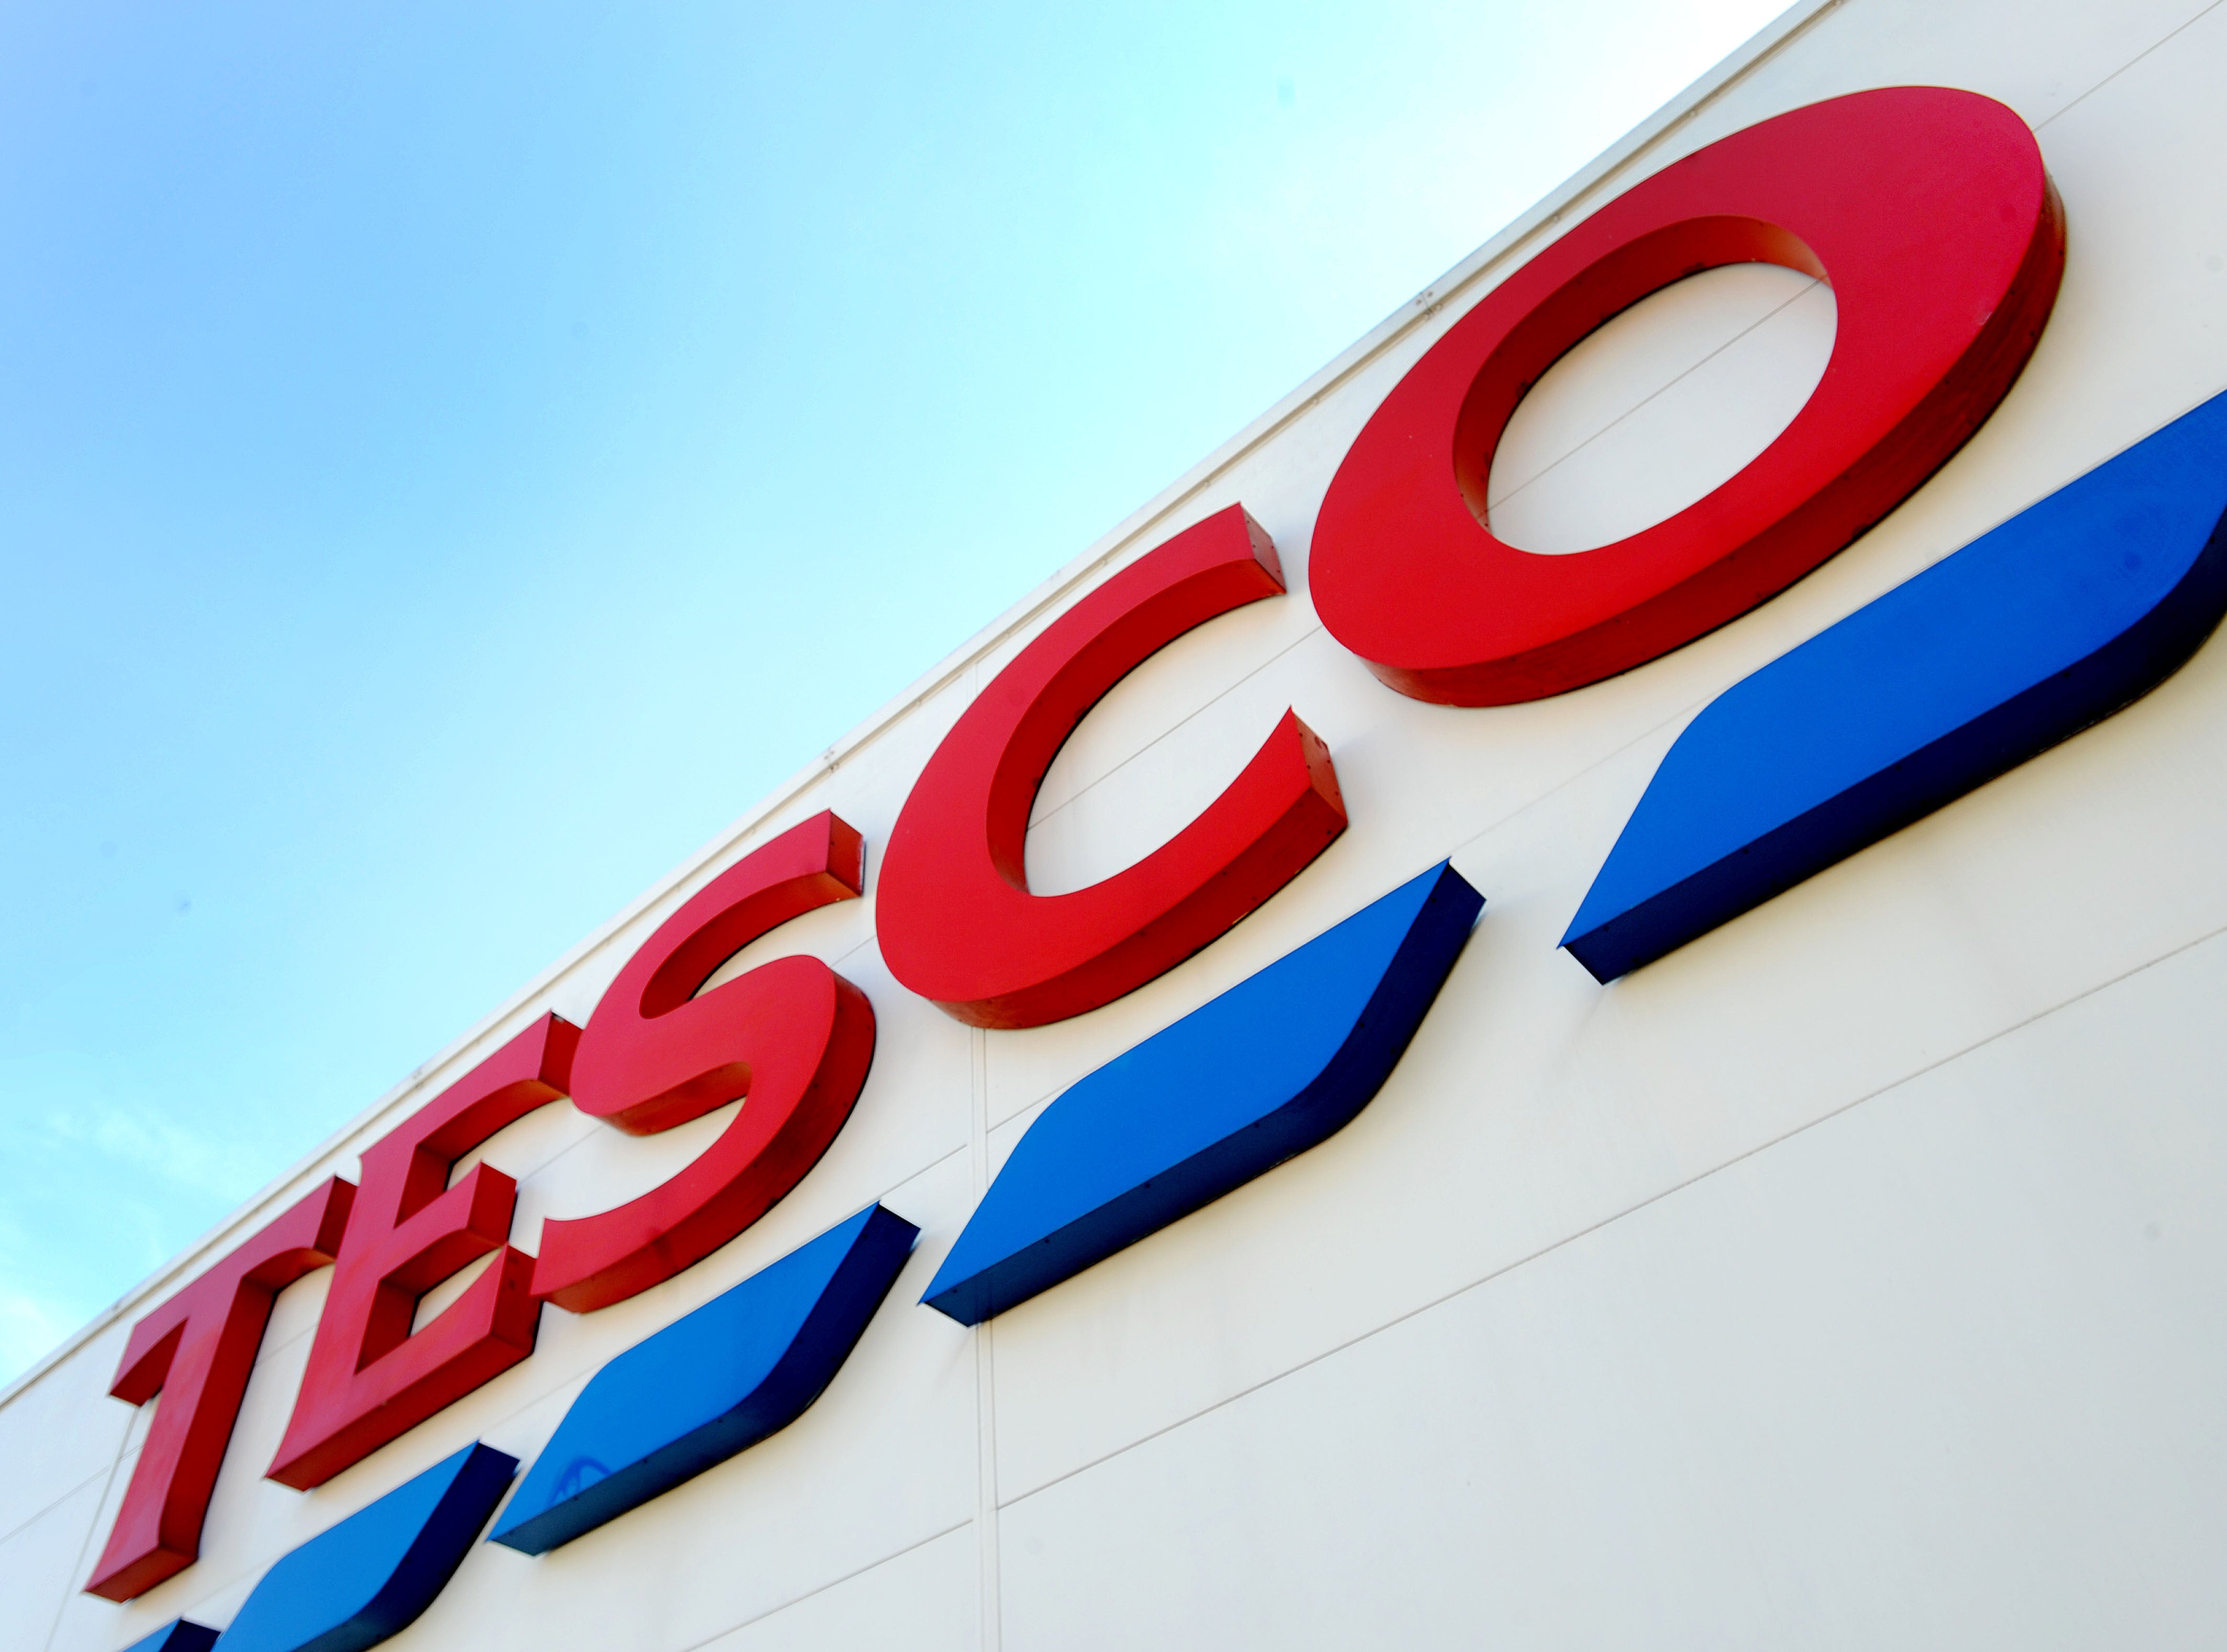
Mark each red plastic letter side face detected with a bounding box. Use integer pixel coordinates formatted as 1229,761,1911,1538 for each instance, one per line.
85,1177,354,1600
265,1015,578,1490
875,505,1348,1029
1309,86,2066,706
530,811,876,1313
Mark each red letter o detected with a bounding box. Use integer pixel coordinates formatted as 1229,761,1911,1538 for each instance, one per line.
1310,86,2065,706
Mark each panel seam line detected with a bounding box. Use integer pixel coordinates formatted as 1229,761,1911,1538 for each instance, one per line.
2034,0,2225,130
664,1519,972,1651
0,1462,114,1552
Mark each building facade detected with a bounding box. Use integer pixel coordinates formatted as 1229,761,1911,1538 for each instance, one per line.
9,0,2227,1646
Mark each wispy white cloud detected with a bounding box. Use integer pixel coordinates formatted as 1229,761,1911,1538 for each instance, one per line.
0,1054,264,1381
0,1281,77,1387
39,1099,256,1207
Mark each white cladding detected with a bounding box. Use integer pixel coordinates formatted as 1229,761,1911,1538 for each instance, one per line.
10,0,2227,1645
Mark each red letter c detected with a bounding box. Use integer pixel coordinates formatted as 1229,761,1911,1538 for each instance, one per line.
877,505,1347,1029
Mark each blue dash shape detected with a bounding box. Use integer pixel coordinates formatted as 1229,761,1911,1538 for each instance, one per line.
120,1622,217,1652
212,1442,514,1652
1563,389,2227,982
489,1203,918,1556
922,861,1483,1325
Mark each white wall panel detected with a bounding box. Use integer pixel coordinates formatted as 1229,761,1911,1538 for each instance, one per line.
0,1321,131,1550
695,1527,981,1652
0,1479,113,1652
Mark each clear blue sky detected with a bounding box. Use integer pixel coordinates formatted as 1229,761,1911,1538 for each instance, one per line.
0,0,1787,1383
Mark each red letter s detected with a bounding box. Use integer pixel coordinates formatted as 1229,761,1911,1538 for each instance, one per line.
531,810,875,1313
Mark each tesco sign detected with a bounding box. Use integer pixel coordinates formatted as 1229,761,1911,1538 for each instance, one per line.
91,86,2227,1652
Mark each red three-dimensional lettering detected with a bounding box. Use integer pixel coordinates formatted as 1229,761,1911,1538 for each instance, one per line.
531,810,876,1313
264,1016,577,1489
84,1177,354,1600
876,505,1348,1029
1308,87,2065,706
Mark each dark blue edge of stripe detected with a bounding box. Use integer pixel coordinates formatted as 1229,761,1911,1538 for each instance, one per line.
924,864,1483,1326
352,1443,518,1644
488,1206,918,1556
1563,500,2227,983
120,1621,218,1652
